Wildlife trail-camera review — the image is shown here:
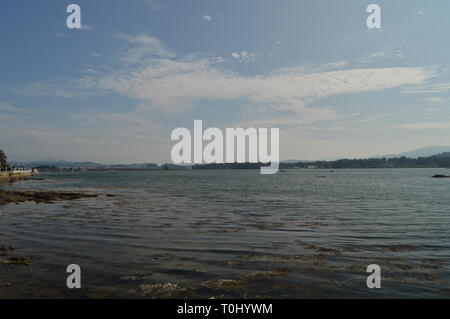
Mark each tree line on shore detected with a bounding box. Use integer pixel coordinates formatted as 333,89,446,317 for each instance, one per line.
4,148,450,171
0,149,9,170
0,149,24,171
193,152,450,170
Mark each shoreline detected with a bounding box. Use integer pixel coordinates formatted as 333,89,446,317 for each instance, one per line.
0,172,35,184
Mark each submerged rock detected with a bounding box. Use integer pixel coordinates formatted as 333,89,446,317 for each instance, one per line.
3,256,30,266
132,283,190,298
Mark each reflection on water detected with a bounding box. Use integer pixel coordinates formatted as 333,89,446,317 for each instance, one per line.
0,169,449,298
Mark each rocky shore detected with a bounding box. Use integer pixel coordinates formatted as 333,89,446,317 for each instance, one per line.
0,190,100,206
0,171,106,205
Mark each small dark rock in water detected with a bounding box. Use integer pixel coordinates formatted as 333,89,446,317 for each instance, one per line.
3,256,30,266
0,246,15,251
432,174,450,178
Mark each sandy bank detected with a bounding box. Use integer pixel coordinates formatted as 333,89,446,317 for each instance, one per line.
0,172,34,184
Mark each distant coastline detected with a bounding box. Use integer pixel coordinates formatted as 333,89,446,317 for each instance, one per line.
10,152,450,172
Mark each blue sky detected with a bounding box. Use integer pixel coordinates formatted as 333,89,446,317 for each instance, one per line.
1,0,450,163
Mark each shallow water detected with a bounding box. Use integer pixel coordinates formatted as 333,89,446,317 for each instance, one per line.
0,168,449,298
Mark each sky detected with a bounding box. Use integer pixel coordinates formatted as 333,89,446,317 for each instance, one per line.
1,0,450,164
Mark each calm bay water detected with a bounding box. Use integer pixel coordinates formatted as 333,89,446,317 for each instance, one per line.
0,168,449,298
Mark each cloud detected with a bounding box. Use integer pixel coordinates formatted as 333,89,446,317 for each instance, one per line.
94,62,434,119
12,34,437,124
0,116,171,163
201,15,213,23
361,51,388,62
0,101,20,112
80,24,94,31
307,61,348,73
11,77,100,98
403,82,450,94
231,106,344,129
142,0,165,10
395,121,450,132
52,32,68,38
359,48,404,64
321,61,348,69
0,104,170,163
231,51,257,62
117,33,176,63
421,97,444,103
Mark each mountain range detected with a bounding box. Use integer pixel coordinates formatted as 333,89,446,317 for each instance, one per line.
376,146,450,159
9,159,158,169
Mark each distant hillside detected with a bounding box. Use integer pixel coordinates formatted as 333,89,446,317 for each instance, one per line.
193,152,450,170
10,159,102,168
284,147,450,163
10,159,157,169
281,160,309,164
280,152,450,169
377,146,450,159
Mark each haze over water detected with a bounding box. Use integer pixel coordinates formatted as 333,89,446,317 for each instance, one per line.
1,169,449,298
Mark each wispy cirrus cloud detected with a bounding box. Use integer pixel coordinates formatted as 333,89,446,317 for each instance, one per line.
403,82,450,94
359,48,405,64
141,0,165,10
11,77,100,98
0,101,20,112
80,24,94,31
117,33,176,63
